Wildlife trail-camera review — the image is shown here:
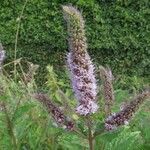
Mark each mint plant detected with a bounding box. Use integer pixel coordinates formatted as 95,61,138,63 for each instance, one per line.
0,5,149,150
33,6,150,150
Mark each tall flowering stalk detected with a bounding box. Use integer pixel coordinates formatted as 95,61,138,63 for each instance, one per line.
62,6,98,115
99,66,114,116
105,91,150,131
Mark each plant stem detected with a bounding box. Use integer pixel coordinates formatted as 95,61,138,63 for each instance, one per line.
86,117,94,150
2,103,17,149
88,125,94,150
14,0,28,80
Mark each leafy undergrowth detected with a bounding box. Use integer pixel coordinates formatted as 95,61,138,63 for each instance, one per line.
0,64,149,150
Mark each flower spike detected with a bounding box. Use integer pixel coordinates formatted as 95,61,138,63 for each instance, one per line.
105,91,150,131
33,93,74,131
99,66,114,115
63,5,98,115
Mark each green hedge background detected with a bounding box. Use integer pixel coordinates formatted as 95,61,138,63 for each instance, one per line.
0,0,149,82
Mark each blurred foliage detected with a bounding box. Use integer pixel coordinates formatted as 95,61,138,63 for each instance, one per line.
0,0,150,84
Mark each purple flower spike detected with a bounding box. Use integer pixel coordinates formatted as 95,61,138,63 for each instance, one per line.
63,6,98,115
105,91,150,131
33,93,75,131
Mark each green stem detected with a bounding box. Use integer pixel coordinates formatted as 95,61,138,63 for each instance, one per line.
3,103,17,149
88,125,94,150
14,0,28,80
86,117,94,150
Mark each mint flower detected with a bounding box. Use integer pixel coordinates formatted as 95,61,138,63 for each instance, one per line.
99,66,114,115
105,91,150,131
63,6,98,115
33,93,74,131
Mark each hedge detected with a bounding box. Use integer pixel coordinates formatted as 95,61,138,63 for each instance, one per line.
0,0,149,82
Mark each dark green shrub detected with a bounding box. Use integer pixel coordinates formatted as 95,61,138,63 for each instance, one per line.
0,0,149,80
